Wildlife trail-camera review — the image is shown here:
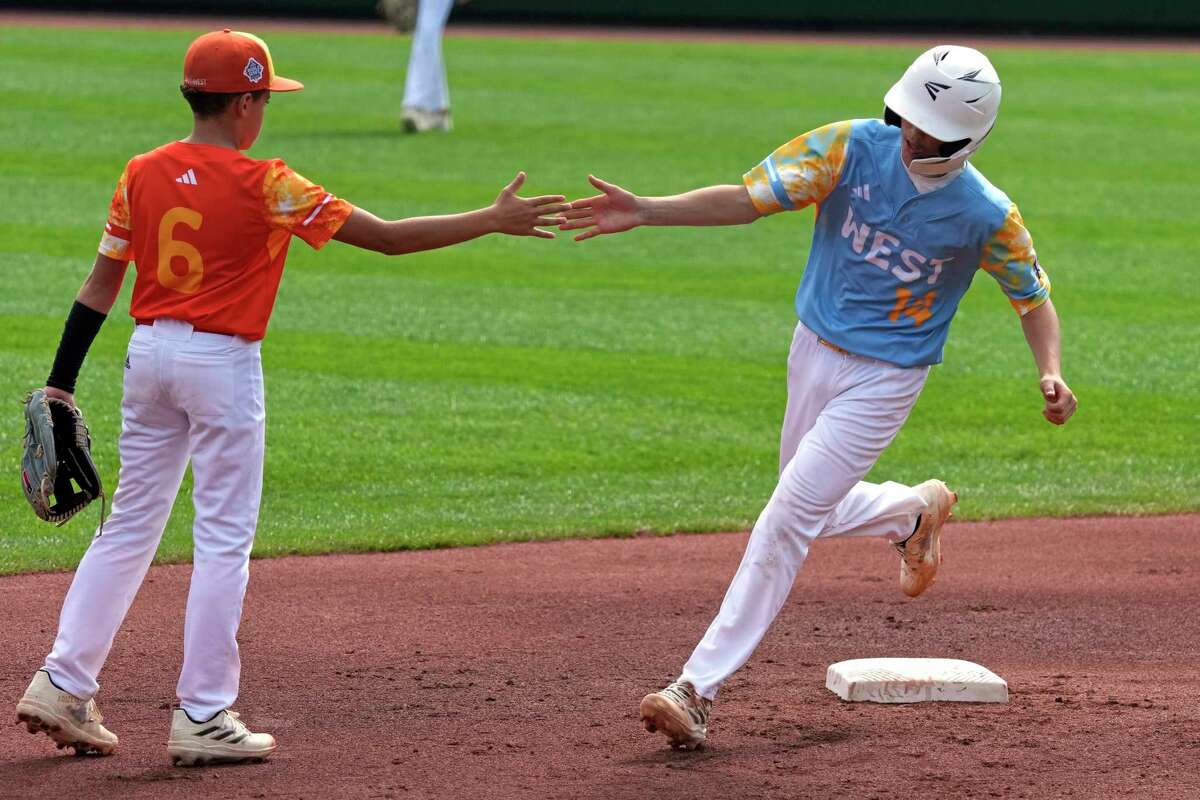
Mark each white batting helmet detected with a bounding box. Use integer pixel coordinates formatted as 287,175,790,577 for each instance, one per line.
883,45,1002,176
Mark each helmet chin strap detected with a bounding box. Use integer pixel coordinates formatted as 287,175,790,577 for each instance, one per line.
907,154,966,177
905,121,995,178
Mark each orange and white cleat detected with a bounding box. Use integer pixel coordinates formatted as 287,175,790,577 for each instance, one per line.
896,479,958,598
639,679,712,750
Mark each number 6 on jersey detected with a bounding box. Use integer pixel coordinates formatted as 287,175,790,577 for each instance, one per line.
157,207,204,294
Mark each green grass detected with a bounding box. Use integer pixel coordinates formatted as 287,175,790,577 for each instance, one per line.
0,25,1196,574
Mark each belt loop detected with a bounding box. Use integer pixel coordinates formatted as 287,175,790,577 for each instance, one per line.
151,318,195,341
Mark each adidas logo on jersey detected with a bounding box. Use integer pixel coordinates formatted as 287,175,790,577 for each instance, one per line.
850,184,871,201
175,169,198,186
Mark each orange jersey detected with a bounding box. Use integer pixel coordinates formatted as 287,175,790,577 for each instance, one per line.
98,141,353,340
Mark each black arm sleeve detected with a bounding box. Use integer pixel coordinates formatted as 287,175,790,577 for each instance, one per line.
46,301,108,394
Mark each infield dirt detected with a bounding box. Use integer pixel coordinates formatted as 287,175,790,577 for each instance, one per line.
2,515,1198,799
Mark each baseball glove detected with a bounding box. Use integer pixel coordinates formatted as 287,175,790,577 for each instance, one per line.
21,389,104,527
377,0,418,32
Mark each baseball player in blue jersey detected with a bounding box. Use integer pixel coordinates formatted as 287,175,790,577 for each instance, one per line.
563,45,1077,749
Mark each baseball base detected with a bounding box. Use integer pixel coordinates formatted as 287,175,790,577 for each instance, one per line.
826,657,1008,704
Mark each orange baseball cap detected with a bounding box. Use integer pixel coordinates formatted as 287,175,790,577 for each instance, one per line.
182,29,303,93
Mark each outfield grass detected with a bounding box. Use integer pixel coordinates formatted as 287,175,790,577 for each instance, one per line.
0,25,1196,574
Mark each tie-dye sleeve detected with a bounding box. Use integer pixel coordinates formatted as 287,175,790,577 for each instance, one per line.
98,163,135,261
742,121,852,215
979,203,1051,316
261,160,354,250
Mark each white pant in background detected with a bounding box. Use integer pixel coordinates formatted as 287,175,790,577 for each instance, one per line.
402,0,455,112
43,319,266,720
680,322,930,699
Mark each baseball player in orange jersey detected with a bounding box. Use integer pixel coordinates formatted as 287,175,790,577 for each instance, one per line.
15,29,567,766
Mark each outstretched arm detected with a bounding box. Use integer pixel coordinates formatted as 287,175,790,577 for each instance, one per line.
1020,298,1076,425
560,176,760,242
333,172,566,255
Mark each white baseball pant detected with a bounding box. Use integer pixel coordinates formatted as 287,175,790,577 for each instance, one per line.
680,322,931,699
43,318,266,721
402,0,455,112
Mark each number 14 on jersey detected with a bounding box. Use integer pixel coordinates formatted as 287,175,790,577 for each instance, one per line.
889,287,936,327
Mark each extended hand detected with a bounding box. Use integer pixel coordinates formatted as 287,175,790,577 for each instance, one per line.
490,172,568,239
1040,376,1076,425
560,175,642,241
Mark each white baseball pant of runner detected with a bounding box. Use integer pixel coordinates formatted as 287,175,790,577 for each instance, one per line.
43,318,266,721
680,322,931,699
402,0,455,112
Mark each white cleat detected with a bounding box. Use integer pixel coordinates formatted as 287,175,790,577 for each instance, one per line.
639,679,711,750
15,670,118,756
401,107,452,133
897,479,958,598
167,708,276,767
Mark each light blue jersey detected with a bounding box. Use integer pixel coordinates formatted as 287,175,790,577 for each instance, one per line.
744,119,1050,367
